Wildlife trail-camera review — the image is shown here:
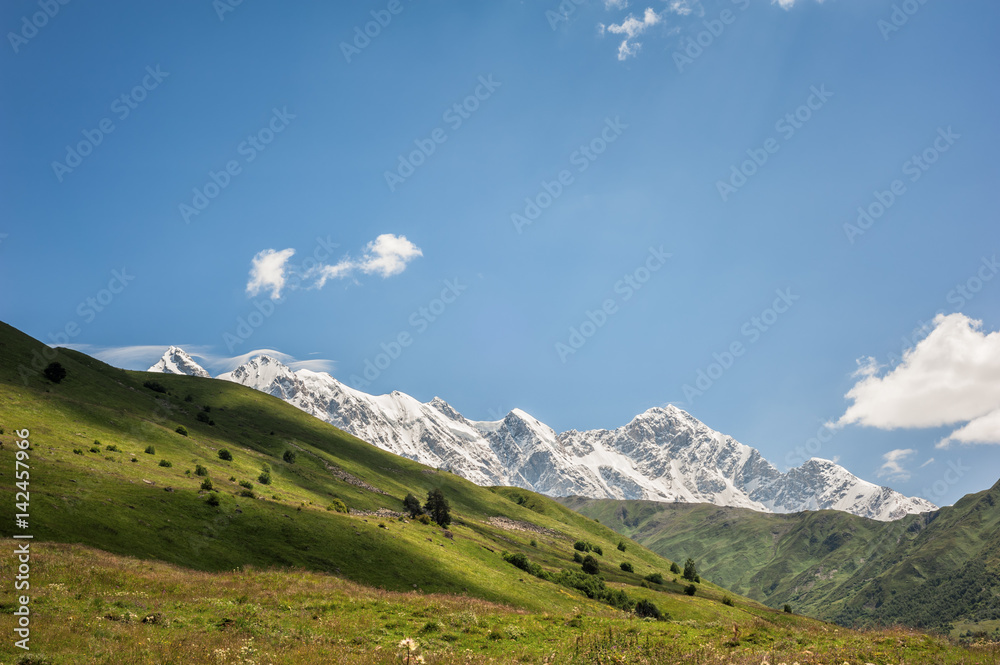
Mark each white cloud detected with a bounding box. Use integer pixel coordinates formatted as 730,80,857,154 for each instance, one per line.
772,0,825,9
606,8,661,60
357,233,424,277
246,248,296,299
837,313,1000,447
314,233,422,286
941,407,1000,448
248,234,422,297
607,7,661,38
605,0,628,8
920,457,936,468
665,0,695,16
877,448,916,481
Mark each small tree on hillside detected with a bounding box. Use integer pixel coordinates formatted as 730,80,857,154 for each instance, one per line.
424,488,451,527
403,493,423,518
43,362,67,384
581,555,600,575
683,558,698,582
670,561,681,575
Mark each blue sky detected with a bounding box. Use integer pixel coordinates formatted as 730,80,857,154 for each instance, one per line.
2,0,998,507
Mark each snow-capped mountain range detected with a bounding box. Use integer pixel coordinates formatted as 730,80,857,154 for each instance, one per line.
148,349,936,521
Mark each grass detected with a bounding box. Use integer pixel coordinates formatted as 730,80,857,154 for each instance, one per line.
1,541,997,665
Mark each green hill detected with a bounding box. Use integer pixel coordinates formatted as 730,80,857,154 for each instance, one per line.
1,319,996,663
560,481,1000,636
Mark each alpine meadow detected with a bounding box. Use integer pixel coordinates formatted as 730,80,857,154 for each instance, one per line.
2,1,999,664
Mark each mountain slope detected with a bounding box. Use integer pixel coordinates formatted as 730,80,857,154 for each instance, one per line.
205,352,933,520
0,320,714,614
560,486,1000,632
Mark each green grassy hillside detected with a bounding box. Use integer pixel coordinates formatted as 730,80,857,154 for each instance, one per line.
1,319,997,663
560,483,1000,635
0,320,696,612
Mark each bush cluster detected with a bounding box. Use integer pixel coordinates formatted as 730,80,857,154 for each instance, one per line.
581,555,600,575
502,552,544,577
573,540,603,556
143,380,166,394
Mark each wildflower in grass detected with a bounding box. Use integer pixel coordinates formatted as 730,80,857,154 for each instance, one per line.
398,637,422,664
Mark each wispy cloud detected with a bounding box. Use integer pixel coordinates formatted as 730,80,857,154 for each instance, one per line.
64,343,338,377
59,344,187,370
605,8,661,60
315,233,423,287
877,448,916,481
772,0,825,9
836,313,1000,448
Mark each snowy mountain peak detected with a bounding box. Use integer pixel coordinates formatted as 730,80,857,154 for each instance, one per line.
194,351,936,521
147,346,210,378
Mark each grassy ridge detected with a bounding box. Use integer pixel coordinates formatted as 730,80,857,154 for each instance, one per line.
0,320,694,612
560,484,1000,634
